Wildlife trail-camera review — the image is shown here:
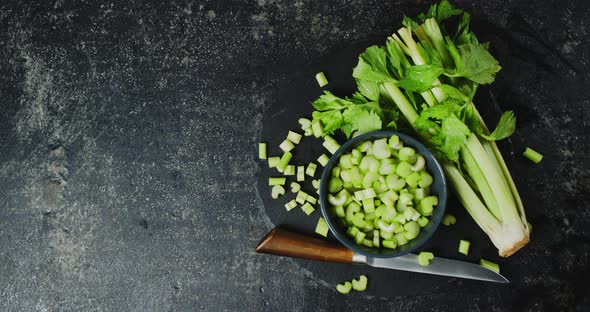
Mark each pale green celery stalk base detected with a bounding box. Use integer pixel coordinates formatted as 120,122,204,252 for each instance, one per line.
444,164,527,255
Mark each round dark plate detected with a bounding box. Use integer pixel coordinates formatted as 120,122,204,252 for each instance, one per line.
255,39,508,297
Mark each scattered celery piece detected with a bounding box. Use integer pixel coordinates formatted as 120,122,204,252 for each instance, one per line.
336,281,352,294
287,131,302,144
306,163,318,177
268,157,280,168
459,240,470,255
290,182,301,193
312,179,320,190
298,118,312,137
277,152,292,172
311,120,324,138
323,135,341,154
258,143,267,159
523,147,543,163
268,177,286,186
442,214,456,226
317,154,330,167
480,259,500,273
315,71,329,87
301,202,315,215
279,139,295,153
418,252,434,266
284,199,298,211
351,275,368,291
307,194,318,204
271,185,285,199
284,165,295,176
315,217,329,237
295,191,309,204
297,166,305,182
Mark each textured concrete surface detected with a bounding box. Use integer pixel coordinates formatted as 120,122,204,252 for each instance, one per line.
0,0,588,311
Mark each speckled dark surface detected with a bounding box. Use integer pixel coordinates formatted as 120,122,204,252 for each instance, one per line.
0,0,589,311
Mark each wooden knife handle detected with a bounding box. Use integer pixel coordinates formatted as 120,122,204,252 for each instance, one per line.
255,228,353,263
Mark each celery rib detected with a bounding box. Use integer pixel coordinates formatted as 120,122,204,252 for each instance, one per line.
460,145,501,221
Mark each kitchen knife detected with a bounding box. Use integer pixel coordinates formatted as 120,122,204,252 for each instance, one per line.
255,228,508,283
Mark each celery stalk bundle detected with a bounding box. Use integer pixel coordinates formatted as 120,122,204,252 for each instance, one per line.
309,0,529,256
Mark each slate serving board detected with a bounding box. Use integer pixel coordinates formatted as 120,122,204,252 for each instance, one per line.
255,39,517,297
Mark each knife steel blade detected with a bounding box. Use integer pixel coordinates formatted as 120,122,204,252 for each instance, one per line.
353,253,509,283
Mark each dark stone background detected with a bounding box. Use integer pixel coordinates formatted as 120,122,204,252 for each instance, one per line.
0,0,588,311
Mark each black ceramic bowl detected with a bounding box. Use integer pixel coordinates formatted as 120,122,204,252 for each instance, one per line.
319,131,447,258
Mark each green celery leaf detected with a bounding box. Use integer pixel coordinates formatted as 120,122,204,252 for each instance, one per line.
312,91,352,111
312,110,343,134
404,89,419,111
415,0,462,24
356,79,381,102
461,103,482,134
341,123,354,138
402,15,420,30
414,116,440,134
342,105,382,137
354,110,383,135
355,102,385,119
434,0,463,22
433,84,469,104
436,114,471,161
397,64,444,92
445,37,462,69
353,46,396,83
421,41,443,68
386,39,408,79
451,43,502,84
350,92,370,104
383,108,400,130
421,100,463,120
479,111,516,141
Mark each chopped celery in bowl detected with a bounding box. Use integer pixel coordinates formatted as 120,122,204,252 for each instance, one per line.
319,131,447,258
